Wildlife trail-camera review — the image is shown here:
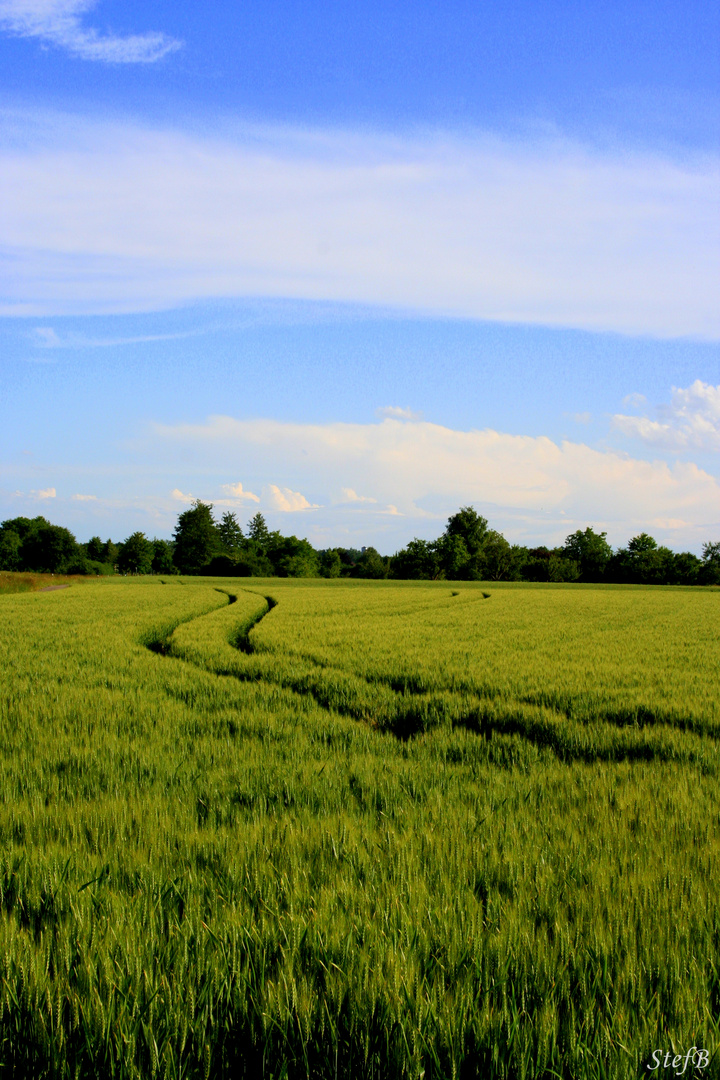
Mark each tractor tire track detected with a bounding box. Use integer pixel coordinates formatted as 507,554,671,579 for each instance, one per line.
146,589,720,767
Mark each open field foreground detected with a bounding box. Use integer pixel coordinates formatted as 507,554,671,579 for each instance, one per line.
1,578,719,1079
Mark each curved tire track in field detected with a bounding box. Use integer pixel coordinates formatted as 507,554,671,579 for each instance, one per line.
144,587,276,660
228,594,277,653
143,588,240,655
147,589,719,768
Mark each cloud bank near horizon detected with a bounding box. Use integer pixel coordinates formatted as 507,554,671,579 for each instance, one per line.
0,0,181,62
1,111,718,338
140,409,719,549
6,407,718,550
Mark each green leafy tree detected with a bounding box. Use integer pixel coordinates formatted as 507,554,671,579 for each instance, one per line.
84,535,116,574
234,550,275,576
475,531,517,581
218,511,244,555
247,513,270,549
337,549,362,575
274,536,320,577
85,536,105,561
353,546,388,579
628,533,657,554
151,539,177,574
21,519,79,573
0,517,35,545
390,538,440,579
173,501,221,573
436,534,470,579
118,532,153,574
700,541,720,585
611,534,676,585
445,506,488,557
563,527,613,582
522,546,552,582
548,554,580,582
521,546,579,583
319,549,343,578
670,551,701,585
635,535,673,584
0,528,22,571
101,539,120,566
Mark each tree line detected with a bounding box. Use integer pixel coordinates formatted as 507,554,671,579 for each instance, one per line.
1,503,718,585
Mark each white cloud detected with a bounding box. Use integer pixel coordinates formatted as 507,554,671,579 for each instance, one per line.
651,518,689,531
31,486,56,498
1,110,718,337
170,488,195,503
265,485,320,512
622,392,648,410
613,380,720,452
33,326,61,347
340,487,377,504
31,325,198,348
0,0,181,62
220,482,260,503
376,406,423,421
71,493,96,501
153,414,720,548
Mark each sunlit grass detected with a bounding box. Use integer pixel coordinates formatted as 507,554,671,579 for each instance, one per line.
1,578,718,1078
0,570,93,594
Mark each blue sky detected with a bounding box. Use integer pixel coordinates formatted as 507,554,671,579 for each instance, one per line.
0,0,718,553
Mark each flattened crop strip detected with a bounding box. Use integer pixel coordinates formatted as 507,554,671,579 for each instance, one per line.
151,585,720,766
1,579,719,1079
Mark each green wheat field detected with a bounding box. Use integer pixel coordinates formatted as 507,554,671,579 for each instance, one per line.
1,577,719,1079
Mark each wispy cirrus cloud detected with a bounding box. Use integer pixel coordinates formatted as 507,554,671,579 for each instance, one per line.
622,392,648,410
31,325,197,349
1,110,718,337
613,380,720,452
0,0,181,62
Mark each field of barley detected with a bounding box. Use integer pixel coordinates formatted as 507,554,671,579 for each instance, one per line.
1,577,719,1079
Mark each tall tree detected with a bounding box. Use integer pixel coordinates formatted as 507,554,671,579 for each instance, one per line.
101,539,120,566
563,527,613,582
670,551,701,585
435,533,470,578
615,534,674,584
444,506,488,557
247,512,270,548
273,536,320,577
218,511,244,555
475,531,517,581
85,536,105,561
173,501,221,573
151,539,177,574
700,541,720,585
390,538,441,580
353,546,388,579
319,548,343,578
0,528,22,571
118,532,153,574
20,519,79,573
